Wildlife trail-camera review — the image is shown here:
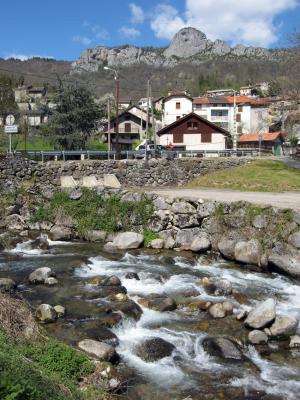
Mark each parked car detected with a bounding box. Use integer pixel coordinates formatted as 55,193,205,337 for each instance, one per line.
135,144,168,159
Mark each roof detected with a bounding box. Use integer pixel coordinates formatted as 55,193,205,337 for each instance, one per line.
157,112,229,136
238,132,284,142
163,92,193,103
192,95,267,106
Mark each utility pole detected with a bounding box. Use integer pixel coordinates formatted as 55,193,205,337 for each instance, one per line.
233,90,237,151
150,84,156,153
104,66,120,160
107,99,111,152
145,79,150,160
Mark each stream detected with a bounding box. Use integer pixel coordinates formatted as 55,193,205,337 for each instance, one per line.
1,238,300,400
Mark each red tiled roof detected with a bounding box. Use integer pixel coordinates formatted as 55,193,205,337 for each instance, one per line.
192,96,267,106
226,96,267,105
238,132,284,142
192,97,210,105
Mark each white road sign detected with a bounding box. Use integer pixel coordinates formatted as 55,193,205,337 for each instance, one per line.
5,114,15,126
5,125,18,134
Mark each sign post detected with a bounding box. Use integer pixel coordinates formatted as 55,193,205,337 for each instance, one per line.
4,114,18,154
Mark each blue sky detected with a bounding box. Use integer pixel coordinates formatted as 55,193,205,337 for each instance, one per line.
1,0,299,61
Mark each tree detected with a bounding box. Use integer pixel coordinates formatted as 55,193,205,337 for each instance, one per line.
45,85,104,150
0,75,17,124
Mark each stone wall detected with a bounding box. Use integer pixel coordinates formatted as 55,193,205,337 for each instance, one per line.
0,155,250,191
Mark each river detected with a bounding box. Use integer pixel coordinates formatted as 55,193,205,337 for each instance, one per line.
1,238,300,400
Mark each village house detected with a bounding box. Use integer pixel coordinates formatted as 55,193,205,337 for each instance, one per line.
104,105,152,151
238,132,285,155
157,112,229,151
162,92,269,136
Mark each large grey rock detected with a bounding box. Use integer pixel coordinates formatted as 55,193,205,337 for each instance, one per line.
136,337,175,362
208,303,226,319
171,201,196,214
268,253,300,278
288,231,300,249
150,238,164,249
234,239,263,266
29,267,55,284
84,230,107,242
112,232,144,249
197,201,217,219
78,339,118,362
164,27,207,58
153,196,171,210
290,335,300,348
269,315,298,338
159,230,176,249
54,305,66,317
49,225,72,241
202,337,243,360
252,214,268,229
244,299,276,329
248,330,268,344
190,234,211,253
175,228,201,248
0,278,16,292
218,238,236,260
36,304,57,323
149,210,172,232
141,296,177,312
5,214,25,231
173,213,198,229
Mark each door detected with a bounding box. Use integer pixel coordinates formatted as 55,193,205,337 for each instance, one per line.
125,123,131,133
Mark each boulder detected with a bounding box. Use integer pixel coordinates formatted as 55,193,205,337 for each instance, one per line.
175,228,201,248
149,210,172,232
173,213,199,229
208,302,233,319
44,277,58,286
288,232,300,249
125,272,140,280
69,188,83,200
248,330,268,344
159,230,176,249
0,278,16,292
49,225,72,241
244,299,276,329
36,304,57,323
153,196,171,210
202,337,243,360
29,267,55,284
268,253,300,279
190,234,211,253
234,239,263,266
31,237,50,250
289,335,300,348
197,201,217,219
54,305,66,317
103,242,118,253
112,232,144,250
268,315,298,338
141,296,177,312
252,214,268,229
201,278,232,296
150,238,164,249
87,276,102,285
84,230,107,242
78,339,118,363
171,201,196,214
136,338,175,362
102,276,121,286
5,214,26,231
218,239,236,260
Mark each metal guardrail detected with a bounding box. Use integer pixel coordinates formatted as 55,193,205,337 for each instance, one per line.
13,148,260,161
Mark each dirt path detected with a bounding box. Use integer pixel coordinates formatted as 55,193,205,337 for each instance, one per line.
147,188,300,211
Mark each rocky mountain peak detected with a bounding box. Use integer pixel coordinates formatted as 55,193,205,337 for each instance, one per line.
164,27,208,58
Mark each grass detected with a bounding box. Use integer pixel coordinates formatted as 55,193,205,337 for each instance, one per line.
188,160,300,192
32,188,154,235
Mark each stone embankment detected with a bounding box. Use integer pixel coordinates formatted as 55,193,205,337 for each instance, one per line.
1,185,300,280
0,155,250,190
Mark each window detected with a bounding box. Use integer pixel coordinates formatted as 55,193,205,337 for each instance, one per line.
211,109,228,117
236,113,241,122
187,121,198,129
176,102,181,109
237,126,243,134
173,133,183,143
124,123,131,132
201,133,212,143
238,106,243,112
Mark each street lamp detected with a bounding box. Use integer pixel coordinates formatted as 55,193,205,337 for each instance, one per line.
104,66,120,160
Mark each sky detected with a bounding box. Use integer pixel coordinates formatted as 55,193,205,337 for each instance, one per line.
1,0,300,61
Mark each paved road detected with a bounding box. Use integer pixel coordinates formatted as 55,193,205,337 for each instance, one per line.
279,157,300,170
148,188,300,211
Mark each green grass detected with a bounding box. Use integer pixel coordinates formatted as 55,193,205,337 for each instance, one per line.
0,332,94,400
32,188,154,235
188,160,300,192
143,229,160,247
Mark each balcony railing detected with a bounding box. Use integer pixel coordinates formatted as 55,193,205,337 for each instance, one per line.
104,128,142,134
210,115,229,122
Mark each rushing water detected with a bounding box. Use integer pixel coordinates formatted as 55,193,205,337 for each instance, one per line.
1,239,300,400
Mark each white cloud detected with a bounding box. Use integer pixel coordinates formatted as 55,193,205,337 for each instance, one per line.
82,21,109,42
72,35,92,45
119,26,141,38
4,53,53,61
129,3,145,23
150,0,299,47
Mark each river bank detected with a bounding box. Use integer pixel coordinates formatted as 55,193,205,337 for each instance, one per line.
1,186,300,399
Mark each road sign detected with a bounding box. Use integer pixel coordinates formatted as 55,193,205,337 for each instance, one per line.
5,114,15,126
5,125,18,134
